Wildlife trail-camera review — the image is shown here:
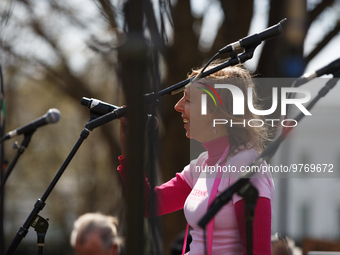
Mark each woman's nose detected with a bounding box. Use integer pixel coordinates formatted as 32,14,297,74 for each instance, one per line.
174,97,184,112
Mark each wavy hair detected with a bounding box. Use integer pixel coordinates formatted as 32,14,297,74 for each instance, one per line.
189,61,271,157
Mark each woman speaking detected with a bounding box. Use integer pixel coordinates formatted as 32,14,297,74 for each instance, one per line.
118,63,274,255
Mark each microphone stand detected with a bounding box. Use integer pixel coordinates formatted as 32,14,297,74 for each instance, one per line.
197,72,340,255
4,125,91,255
0,132,34,192
0,131,52,255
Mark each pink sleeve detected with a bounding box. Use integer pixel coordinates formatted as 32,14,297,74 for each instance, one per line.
117,155,192,217
234,197,272,255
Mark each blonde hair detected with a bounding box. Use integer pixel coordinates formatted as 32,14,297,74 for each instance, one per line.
189,62,270,157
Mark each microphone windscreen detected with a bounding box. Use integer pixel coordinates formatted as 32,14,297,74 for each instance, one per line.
46,108,61,124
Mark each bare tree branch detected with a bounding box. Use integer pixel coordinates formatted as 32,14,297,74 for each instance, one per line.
15,0,103,101
0,0,16,36
50,0,89,29
209,0,253,56
307,0,335,30
165,0,200,64
95,0,117,29
3,41,122,170
305,20,340,65
144,0,166,55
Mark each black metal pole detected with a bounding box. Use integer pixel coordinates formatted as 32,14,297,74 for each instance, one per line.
117,0,150,253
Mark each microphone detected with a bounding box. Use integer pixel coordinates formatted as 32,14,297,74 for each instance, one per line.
81,98,159,130
219,18,287,54
295,58,340,87
81,97,120,116
1,108,61,142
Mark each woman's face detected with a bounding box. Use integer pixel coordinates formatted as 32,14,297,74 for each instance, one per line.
174,83,219,142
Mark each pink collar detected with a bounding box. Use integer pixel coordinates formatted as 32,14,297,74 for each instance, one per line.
202,135,229,166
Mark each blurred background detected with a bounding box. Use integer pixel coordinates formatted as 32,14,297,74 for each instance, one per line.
1,0,340,254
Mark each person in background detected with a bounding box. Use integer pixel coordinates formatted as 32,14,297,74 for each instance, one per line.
70,212,122,255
